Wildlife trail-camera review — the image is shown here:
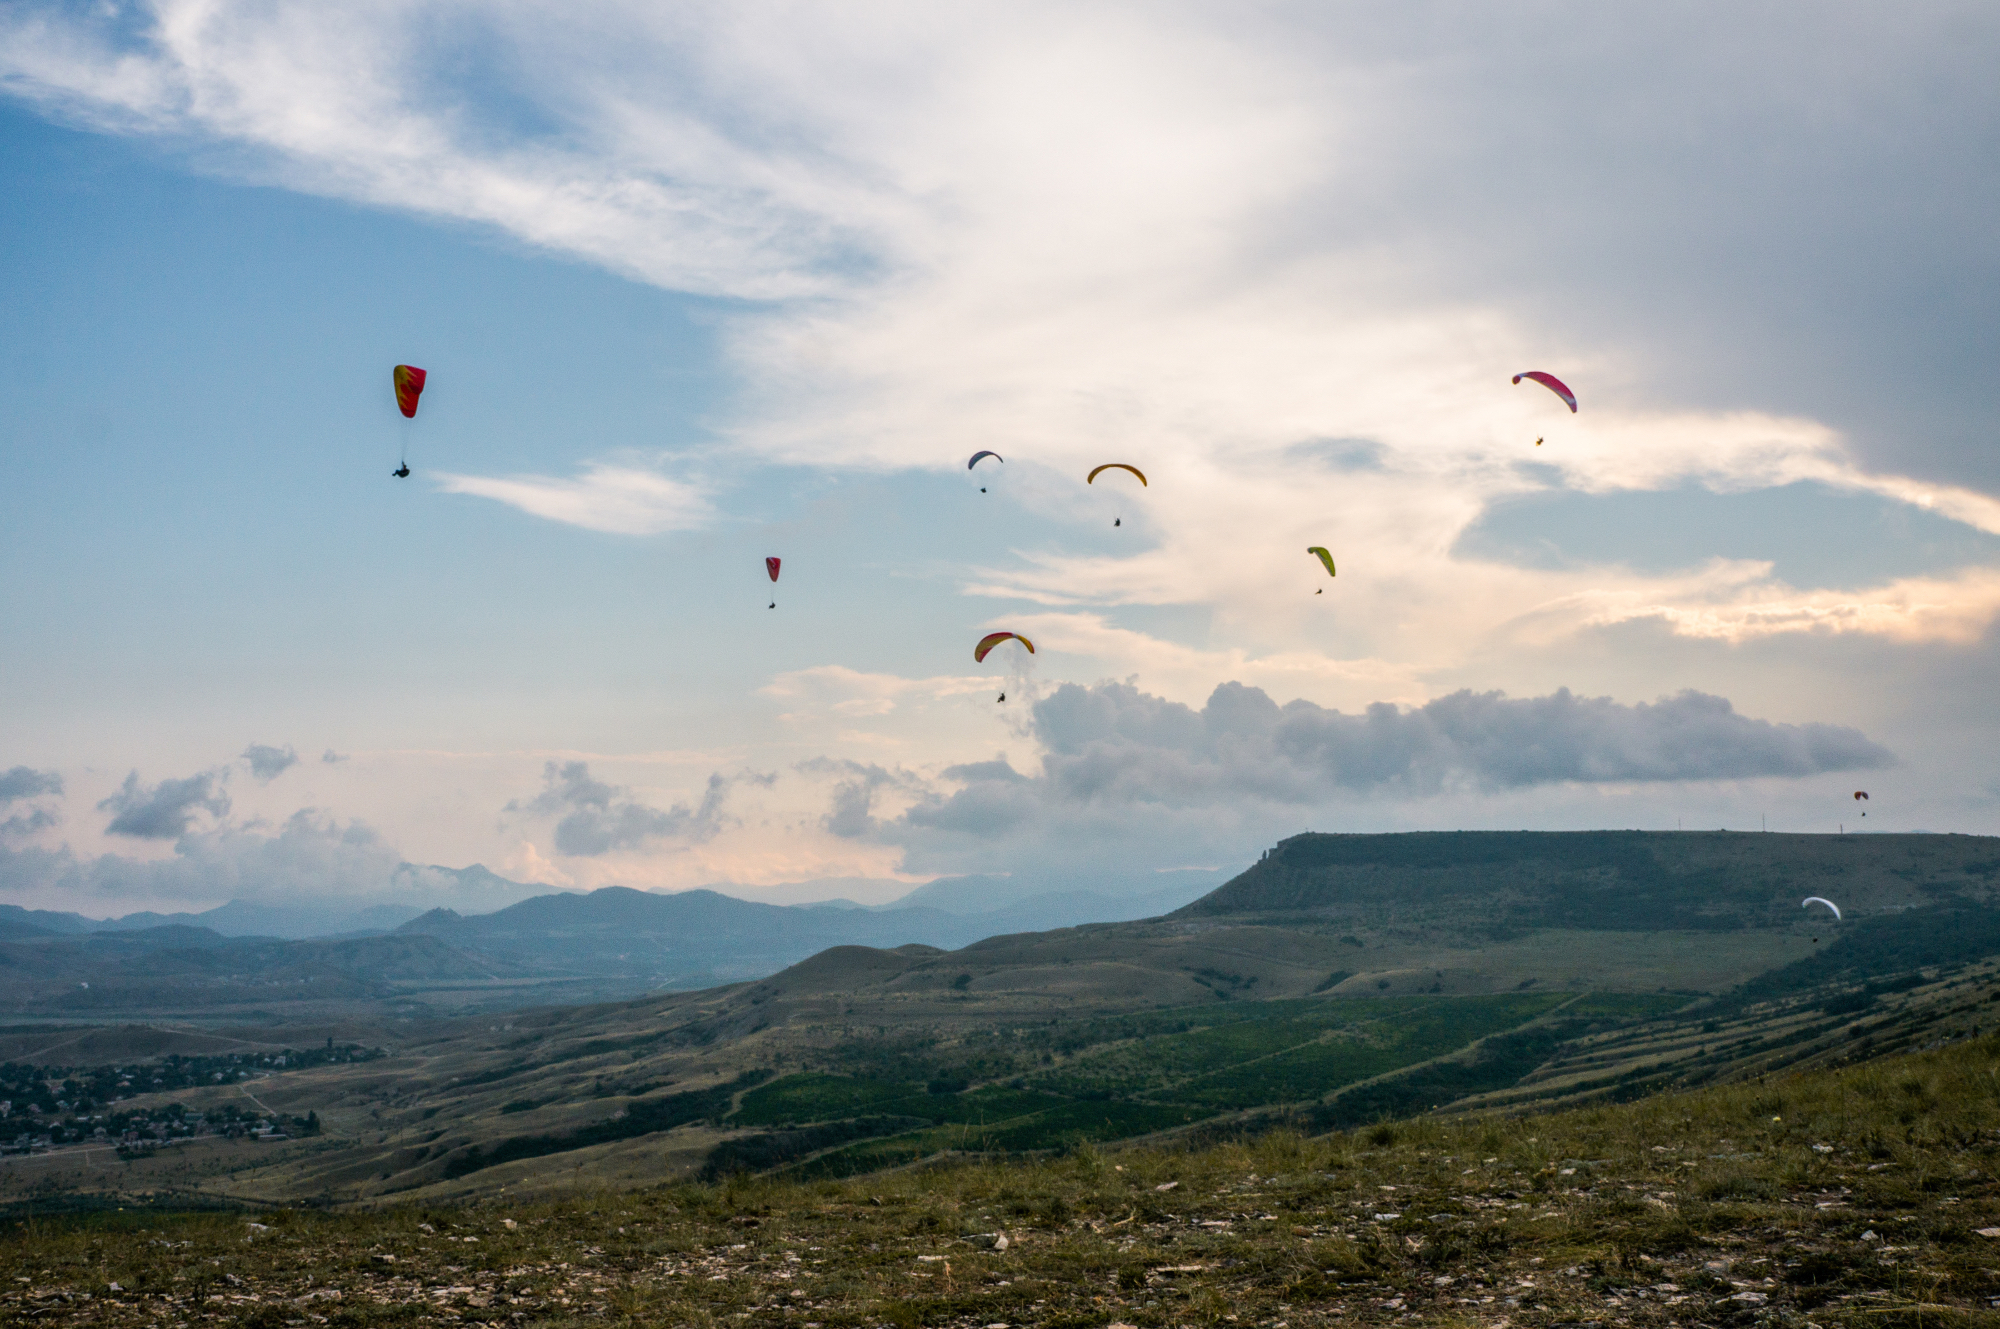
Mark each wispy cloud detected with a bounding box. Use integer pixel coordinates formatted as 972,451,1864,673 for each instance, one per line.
7,5,1997,665
434,464,710,535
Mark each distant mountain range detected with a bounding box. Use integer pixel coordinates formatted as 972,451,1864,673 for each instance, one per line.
394,871,1228,988
0,865,1230,1012
3,861,1220,941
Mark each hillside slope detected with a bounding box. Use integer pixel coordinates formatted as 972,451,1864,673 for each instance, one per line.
1180,830,1997,929
10,830,2000,1208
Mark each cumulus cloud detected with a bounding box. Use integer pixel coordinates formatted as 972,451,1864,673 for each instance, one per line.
796,759,925,839
1,808,60,840
883,680,1891,861
507,761,740,857
321,749,347,764
0,767,62,804
0,810,397,908
0,809,568,918
241,743,299,782
0,766,63,841
97,768,230,839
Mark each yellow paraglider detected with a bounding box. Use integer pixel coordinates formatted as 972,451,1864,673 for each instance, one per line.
1087,463,1147,487
1088,464,1146,526
1307,546,1336,578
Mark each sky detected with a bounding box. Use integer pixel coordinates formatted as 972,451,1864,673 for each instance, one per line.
2,1,1998,920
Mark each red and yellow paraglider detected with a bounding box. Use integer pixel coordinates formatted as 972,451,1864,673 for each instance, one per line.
390,364,427,478
975,631,1033,704
974,631,1033,663
393,365,427,418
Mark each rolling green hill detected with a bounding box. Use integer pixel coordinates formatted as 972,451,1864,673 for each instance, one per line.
4,830,1997,1210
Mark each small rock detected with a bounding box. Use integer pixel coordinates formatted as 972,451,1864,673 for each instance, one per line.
1861,1231,1879,1242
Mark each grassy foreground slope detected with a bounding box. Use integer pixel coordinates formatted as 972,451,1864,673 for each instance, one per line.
5,1023,1999,1329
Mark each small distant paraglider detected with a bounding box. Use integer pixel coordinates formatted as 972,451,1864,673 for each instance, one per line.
968,450,1002,492
1803,896,1842,920
1854,790,1869,817
391,364,426,478
765,556,781,609
1513,370,1577,413
1088,463,1146,526
1307,546,1336,594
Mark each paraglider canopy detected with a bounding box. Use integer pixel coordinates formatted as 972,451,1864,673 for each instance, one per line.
974,631,1034,663
967,450,1003,470
1307,546,1337,578
1512,370,1576,412
393,365,427,419
765,557,782,583
1853,791,1869,800
1087,463,1148,487
1802,896,1842,920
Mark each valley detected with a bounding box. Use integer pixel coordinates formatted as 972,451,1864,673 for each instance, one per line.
0,830,1992,1214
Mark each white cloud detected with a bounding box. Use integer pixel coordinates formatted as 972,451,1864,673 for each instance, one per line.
8,4,1997,663
6,1,1999,884
871,678,1894,875
433,463,710,534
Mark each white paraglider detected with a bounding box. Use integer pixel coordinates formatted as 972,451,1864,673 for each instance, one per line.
1802,896,1842,920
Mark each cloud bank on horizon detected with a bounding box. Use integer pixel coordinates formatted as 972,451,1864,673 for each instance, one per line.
0,678,1898,914
1,2,1995,915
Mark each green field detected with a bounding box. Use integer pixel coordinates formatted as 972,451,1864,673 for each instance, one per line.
724,992,1618,1170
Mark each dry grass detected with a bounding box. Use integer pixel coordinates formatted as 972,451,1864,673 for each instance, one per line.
4,1026,1999,1329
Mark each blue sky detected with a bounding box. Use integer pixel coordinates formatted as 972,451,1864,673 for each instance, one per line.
2,2,1998,918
